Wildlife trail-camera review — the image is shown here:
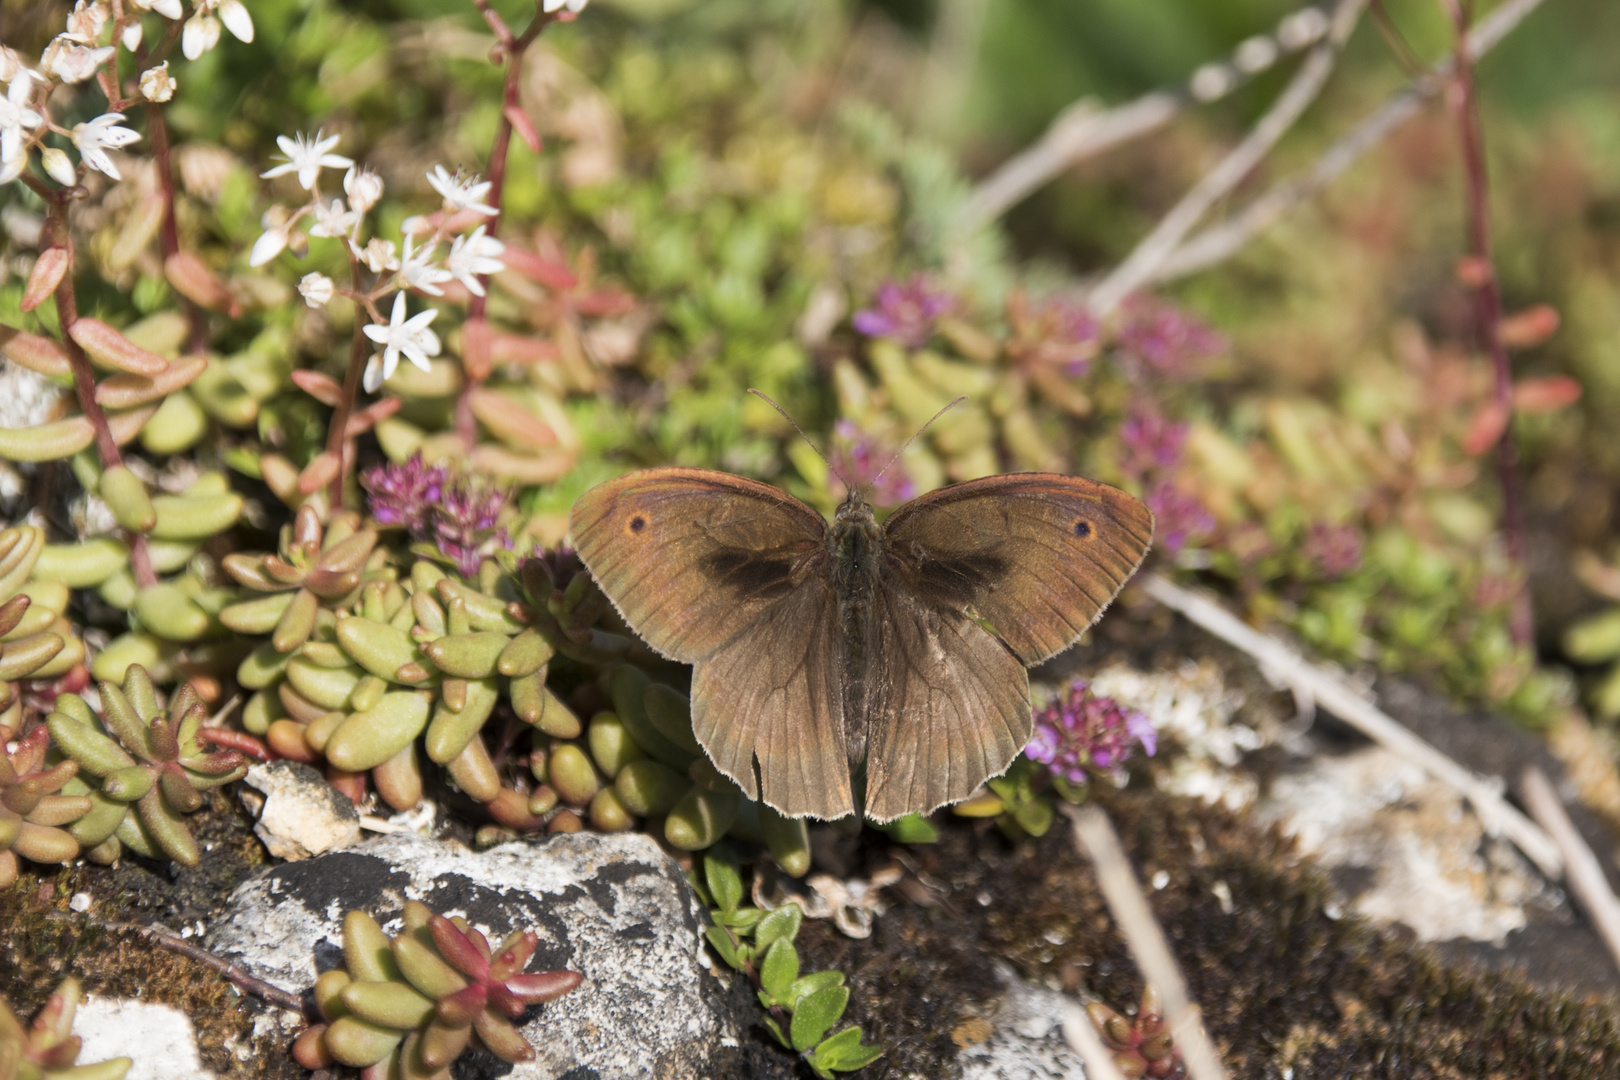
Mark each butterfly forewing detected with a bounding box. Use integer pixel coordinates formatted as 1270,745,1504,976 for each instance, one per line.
881,474,1154,665
862,583,1030,822
570,468,828,662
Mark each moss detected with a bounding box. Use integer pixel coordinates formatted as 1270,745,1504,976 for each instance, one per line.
0,788,296,1080
796,786,1620,1080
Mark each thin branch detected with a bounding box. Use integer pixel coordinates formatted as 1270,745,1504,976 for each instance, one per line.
1067,805,1230,1080
1520,766,1620,978
46,911,311,1018
957,2,1339,231
1086,0,1368,316
1147,0,1550,285
1060,1000,1131,1080
1139,572,1564,878
1441,0,1533,647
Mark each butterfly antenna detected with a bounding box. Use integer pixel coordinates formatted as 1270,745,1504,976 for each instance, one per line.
746,388,851,489
868,395,966,492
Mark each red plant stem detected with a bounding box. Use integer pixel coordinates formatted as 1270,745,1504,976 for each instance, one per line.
143,102,209,353
454,2,556,449
325,253,373,508
1442,0,1532,647
35,188,157,588
197,727,274,762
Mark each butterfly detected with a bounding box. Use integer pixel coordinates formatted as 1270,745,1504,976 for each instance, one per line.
569,466,1153,821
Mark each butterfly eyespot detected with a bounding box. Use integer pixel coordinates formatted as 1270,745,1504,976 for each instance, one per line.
627,514,649,535
1073,520,1093,539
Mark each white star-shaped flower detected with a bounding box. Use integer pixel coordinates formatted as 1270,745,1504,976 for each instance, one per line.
65,1,110,42
397,234,452,297
542,0,589,12
356,237,399,274
260,129,352,191
362,291,440,392
343,166,383,214
308,198,360,240
444,225,506,297
425,164,497,217
71,113,140,181
182,0,252,60
0,75,43,177
139,62,176,103
45,39,113,84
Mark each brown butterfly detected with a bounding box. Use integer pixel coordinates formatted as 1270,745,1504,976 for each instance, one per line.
569,463,1153,822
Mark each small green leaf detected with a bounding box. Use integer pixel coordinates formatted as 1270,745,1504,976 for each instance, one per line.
1013,795,1054,837
763,1013,790,1049
810,1026,883,1073
876,813,939,843
686,868,713,907
704,925,740,970
719,906,764,932
704,842,744,912
790,985,849,1052
788,970,846,1007
758,938,800,1003
755,902,803,950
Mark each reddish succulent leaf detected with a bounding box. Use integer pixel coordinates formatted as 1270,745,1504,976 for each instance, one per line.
1462,400,1509,456
22,247,69,312
1499,304,1560,349
1454,255,1492,287
472,1009,535,1064
1512,375,1580,414
345,397,401,438
461,318,493,382
504,970,582,1003
435,985,486,1027
429,915,491,981
290,369,344,407
500,246,577,291
504,103,541,153
298,451,342,495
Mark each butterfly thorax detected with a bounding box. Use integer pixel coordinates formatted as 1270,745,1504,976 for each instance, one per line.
829,491,884,769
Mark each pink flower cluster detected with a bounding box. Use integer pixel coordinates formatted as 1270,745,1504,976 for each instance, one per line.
1025,679,1157,786
832,420,917,508
361,454,512,577
852,275,955,349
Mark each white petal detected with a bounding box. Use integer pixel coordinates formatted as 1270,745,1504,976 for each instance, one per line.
152,0,183,18
122,23,142,51
219,0,254,43
362,353,384,393
249,227,288,267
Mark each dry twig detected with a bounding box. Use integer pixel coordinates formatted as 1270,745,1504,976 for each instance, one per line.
1086,0,1369,316
958,3,1340,230
47,910,310,1017
1140,572,1564,878
1148,0,1550,285
1520,766,1620,977
1061,1000,1131,1080
1068,805,1230,1080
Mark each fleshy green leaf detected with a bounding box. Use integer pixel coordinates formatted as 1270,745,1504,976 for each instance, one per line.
790,985,849,1052
704,925,740,970
788,970,846,1007
719,906,764,931
810,1025,883,1073
758,938,800,1003
704,843,744,912
763,1013,790,1050
755,903,803,951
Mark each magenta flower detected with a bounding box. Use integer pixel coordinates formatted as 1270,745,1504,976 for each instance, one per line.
361,454,448,533
1118,403,1189,479
433,479,512,578
831,420,917,508
1116,297,1224,377
1303,523,1363,578
852,275,955,349
1025,679,1156,785
1145,481,1214,556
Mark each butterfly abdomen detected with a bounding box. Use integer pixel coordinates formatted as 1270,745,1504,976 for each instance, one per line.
830,499,884,770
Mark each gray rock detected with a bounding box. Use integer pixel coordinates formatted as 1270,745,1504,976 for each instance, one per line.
207,829,770,1079
73,997,216,1080
957,964,1087,1080
239,761,361,861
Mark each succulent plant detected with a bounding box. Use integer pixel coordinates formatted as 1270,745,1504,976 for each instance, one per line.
1087,985,1186,1080
0,977,131,1080
292,902,582,1078
0,727,90,889
46,666,245,866
0,527,80,733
